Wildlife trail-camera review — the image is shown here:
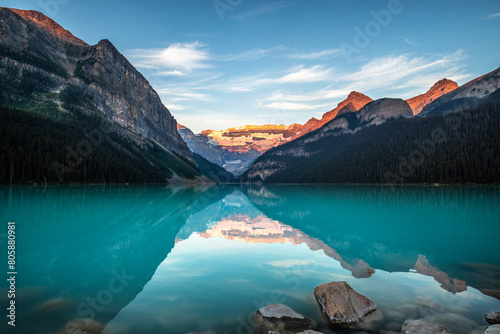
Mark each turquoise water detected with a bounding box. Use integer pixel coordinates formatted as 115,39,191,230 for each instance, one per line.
1,185,499,334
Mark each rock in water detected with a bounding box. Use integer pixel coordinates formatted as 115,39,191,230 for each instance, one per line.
402,320,453,334
484,325,500,334
486,312,500,325
314,281,382,329
57,318,104,334
254,304,316,334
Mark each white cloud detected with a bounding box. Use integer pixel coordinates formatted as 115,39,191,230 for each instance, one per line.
481,12,500,19
127,41,470,132
157,87,214,103
403,38,416,46
213,65,335,92
338,51,466,93
277,65,333,83
229,1,294,20
164,103,185,111
159,70,185,76
219,46,287,61
264,88,351,103
289,49,342,59
262,51,468,110
126,42,212,72
262,101,332,111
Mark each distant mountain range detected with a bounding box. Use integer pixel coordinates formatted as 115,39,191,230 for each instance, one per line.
242,67,500,184
0,7,228,184
180,81,456,176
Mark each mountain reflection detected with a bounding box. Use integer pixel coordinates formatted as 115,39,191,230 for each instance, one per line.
197,213,375,278
413,255,467,293
242,185,500,298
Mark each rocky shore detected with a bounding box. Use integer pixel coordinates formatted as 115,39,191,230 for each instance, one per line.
62,281,500,334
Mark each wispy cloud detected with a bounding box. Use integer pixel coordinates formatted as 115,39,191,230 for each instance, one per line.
261,101,333,111
216,65,335,92
229,1,294,20
262,51,469,109
157,87,214,103
289,49,342,59
219,46,287,61
277,65,333,83
127,39,469,132
480,12,500,20
403,38,416,46
339,50,466,93
126,41,212,74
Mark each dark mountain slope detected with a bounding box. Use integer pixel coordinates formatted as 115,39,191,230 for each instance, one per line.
243,101,500,184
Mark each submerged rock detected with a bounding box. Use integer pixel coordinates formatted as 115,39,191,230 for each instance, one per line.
486,312,500,325
58,318,104,334
254,304,316,334
402,319,453,334
484,325,500,334
313,281,383,330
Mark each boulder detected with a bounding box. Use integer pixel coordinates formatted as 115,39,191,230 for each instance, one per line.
486,312,500,325
313,281,383,330
484,325,500,334
254,304,316,334
401,320,453,334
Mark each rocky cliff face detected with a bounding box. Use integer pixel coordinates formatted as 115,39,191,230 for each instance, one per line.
291,91,373,139
0,7,192,161
419,67,500,117
358,98,413,125
201,124,301,154
178,124,260,176
406,79,458,115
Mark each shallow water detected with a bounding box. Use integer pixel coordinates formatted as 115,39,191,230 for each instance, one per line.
1,185,499,334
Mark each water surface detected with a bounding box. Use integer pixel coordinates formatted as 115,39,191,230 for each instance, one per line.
1,185,499,334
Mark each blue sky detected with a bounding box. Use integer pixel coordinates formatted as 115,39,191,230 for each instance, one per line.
4,0,500,132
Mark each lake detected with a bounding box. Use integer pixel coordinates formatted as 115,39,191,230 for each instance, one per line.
1,185,499,334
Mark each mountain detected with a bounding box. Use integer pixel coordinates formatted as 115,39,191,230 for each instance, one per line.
243,98,413,182
406,79,459,115
419,66,500,117
182,92,372,175
177,124,260,176
242,98,500,184
201,124,303,154
243,68,500,184
0,7,221,184
292,91,373,138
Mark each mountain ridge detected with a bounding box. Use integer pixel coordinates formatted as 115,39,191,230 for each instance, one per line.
419,67,500,117
0,7,190,158
0,7,226,184
1,7,87,45
406,79,458,115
